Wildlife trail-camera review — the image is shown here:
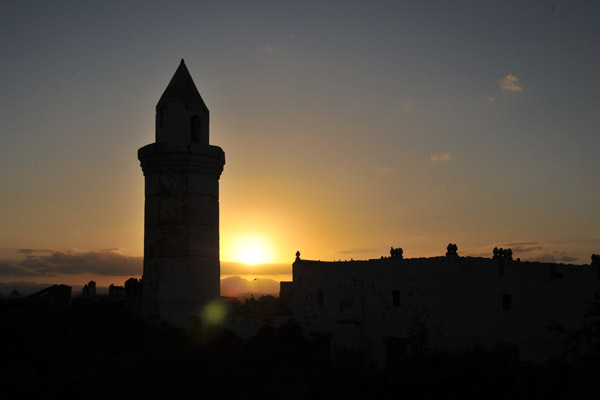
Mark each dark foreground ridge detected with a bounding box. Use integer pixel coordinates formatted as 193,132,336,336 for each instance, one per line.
2,297,600,399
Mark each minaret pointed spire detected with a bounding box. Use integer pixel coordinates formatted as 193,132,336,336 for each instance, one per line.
157,60,207,109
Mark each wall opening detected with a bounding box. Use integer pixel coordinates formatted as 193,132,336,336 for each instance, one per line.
191,115,200,143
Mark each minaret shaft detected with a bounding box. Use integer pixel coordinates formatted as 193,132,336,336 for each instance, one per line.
138,60,224,326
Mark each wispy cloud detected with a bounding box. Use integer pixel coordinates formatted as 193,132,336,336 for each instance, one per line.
400,100,414,113
377,166,392,173
499,74,523,93
482,96,495,103
430,153,453,162
334,247,381,257
260,43,283,54
462,241,581,264
0,249,142,277
561,256,579,263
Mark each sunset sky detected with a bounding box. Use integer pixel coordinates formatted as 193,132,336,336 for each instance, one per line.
1,1,599,288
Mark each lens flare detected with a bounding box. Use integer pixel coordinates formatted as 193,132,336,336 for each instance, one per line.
200,299,227,326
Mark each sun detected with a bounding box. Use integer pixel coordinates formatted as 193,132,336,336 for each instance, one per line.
230,235,274,265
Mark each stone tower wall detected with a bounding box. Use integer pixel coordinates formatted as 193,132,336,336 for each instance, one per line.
139,142,224,326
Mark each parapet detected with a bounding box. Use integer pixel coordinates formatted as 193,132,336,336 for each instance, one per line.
138,142,225,177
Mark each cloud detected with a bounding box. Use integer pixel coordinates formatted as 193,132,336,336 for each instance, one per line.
462,241,580,264
400,100,414,113
377,166,392,173
533,252,579,264
100,247,130,255
560,256,579,263
483,96,495,103
0,249,142,277
499,74,523,93
430,153,453,162
334,247,382,257
500,241,544,253
260,43,283,54
0,261,38,277
17,248,52,256
0,252,290,280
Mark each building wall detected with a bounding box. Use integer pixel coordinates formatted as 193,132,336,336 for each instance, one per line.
292,256,599,365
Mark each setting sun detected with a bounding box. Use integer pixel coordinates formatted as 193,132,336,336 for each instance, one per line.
227,235,274,265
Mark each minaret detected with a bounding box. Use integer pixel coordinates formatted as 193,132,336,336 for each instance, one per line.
138,60,225,326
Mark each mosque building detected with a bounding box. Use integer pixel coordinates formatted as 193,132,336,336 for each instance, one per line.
291,247,600,364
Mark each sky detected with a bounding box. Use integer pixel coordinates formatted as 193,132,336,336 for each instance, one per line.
1,1,599,288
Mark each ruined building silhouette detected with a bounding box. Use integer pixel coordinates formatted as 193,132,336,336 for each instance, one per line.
138,60,225,326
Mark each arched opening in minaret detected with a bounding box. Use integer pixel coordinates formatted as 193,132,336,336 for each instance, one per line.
191,115,200,143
